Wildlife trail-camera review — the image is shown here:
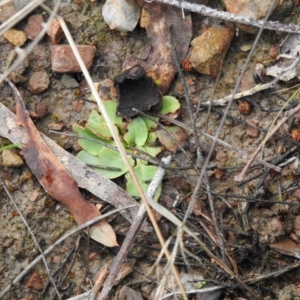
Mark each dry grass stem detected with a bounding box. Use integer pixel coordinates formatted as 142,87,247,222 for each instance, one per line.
97,156,172,299
1,0,299,298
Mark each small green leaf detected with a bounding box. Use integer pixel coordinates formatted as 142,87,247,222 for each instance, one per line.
123,116,148,146
196,281,207,289
87,110,115,139
141,116,159,131
125,160,162,201
0,143,23,152
159,96,180,115
77,149,102,167
156,125,187,153
97,147,135,179
73,124,115,156
137,145,162,158
77,149,134,179
146,132,158,144
102,100,123,129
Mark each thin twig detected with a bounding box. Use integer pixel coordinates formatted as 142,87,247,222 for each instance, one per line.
96,156,175,299
155,0,300,33
202,82,276,106
161,285,225,299
245,260,300,284
200,55,300,107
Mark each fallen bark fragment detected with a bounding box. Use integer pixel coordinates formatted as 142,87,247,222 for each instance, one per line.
9,80,118,247
124,0,192,94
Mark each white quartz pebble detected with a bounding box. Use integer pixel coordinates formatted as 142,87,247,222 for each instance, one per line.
102,0,141,32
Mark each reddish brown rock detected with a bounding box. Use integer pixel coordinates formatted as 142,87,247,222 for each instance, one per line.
190,27,234,77
35,101,48,118
269,44,280,59
72,100,84,112
294,215,300,237
28,71,50,94
47,18,65,44
26,270,44,291
24,14,45,39
215,169,224,180
51,45,96,73
239,100,251,115
246,121,260,138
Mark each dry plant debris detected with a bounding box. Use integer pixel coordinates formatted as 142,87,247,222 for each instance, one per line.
11,79,118,248
1,0,300,299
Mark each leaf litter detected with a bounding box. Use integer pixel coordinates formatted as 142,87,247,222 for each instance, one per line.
1,0,300,299
10,80,118,247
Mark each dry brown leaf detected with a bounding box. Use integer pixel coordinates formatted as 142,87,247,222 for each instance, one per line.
124,0,192,94
0,101,150,231
156,125,188,153
14,85,118,247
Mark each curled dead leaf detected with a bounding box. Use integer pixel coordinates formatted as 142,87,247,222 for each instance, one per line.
11,81,118,247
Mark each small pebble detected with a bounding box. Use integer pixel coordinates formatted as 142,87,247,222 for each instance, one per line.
51,45,96,73
24,14,45,39
2,149,24,167
48,123,64,131
246,121,260,138
3,29,27,46
215,169,224,179
102,0,141,32
35,101,48,119
61,74,79,88
28,71,50,94
140,8,150,28
26,270,44,291
190,27,234,77
47,18,65,44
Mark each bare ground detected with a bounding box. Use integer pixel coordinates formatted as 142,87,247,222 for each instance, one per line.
1,1,300,299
